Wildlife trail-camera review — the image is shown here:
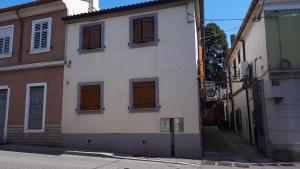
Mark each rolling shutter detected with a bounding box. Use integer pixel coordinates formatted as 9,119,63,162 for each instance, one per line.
28,86,45,130
132,19,142,43
0,89,8,142
142,17,155,43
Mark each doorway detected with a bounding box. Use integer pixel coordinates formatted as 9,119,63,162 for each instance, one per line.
0,86,10,143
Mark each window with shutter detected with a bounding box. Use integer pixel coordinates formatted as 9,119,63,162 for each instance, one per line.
30,18,51,53
132,19,142,44
80,22,104,51
130,78,159,112
0,25,13,58
130,14,157,46
142,17,155,43
78,82,104,112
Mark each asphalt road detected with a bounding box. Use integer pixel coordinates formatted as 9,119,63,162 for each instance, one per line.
0,149,299,169
0,150,200,169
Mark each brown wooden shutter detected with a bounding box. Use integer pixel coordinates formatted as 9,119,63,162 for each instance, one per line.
144,81,156,108
80,86,90,110
82,26,91,50
132,82,144,108
132,19,142,44
90,25,101,49
142,17,155,43
80,85,101,110
132,81,156,109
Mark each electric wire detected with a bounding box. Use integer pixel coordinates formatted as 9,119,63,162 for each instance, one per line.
201,13,300,22
200,26,241,40
201,13,300,39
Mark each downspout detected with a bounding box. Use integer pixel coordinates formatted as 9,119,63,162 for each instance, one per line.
227,66,235,133
238,39,253,146
16,10,23,63
199,0,205,157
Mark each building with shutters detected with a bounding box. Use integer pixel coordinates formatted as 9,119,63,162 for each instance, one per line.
61,0,205,158
224,0,300,161
0,0,97,145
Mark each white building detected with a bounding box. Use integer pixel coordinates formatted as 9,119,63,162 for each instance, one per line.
225,0,300,161
61,0,204,158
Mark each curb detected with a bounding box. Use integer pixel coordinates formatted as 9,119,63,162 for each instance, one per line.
65,151,299,168
65,151,201,167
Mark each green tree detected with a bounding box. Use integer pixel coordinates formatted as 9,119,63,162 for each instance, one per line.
204,23,228,82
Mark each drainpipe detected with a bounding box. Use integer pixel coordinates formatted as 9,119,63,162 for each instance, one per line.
238,39,253,146
16,10,23,63
227,66,235,133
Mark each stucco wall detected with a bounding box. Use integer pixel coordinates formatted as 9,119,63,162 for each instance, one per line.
62,5,200,135
265,8,300,70
228,5,300,160
264,78,300,161
227,13,268,144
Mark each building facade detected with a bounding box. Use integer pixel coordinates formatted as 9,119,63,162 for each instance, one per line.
0,0,94,145
224,0,300,161
61,0,204,158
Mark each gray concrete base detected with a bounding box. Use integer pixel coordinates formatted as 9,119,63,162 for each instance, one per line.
271,144,300,162
62,133,201,159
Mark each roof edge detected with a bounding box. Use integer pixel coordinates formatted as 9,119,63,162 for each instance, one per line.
224,0,260,68
62,0,185,22
0,0,61,14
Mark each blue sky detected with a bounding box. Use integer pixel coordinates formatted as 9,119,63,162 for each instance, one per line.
0,0,252,44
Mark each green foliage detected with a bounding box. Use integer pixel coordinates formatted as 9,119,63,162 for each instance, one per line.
205,23,228,82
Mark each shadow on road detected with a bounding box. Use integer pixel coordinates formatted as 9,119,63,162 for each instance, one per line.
202,126,273,163
0,144,65,155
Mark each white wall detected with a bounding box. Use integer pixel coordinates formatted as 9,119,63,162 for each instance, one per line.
227,12,268,143
265,79,300,147
63,0,90,15
62,4,200,134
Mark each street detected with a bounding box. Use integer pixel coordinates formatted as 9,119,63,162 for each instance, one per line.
0,150,191,169
203,126,270,163
0,148,299,169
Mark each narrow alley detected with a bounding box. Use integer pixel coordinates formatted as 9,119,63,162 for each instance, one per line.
203,126,272,163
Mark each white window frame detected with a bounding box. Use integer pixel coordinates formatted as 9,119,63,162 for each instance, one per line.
30,17,52,54
24,82,47,133
0,25,14,58
0,85,10,142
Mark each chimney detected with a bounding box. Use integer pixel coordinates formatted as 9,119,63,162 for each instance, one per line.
230,34,236,46
88,0,100,12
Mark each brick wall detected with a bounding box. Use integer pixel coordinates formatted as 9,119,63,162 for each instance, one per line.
7,124,61,145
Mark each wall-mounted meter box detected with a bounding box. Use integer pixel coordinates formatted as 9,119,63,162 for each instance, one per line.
174,118,184,132
160,118,170,132
160,118,184,133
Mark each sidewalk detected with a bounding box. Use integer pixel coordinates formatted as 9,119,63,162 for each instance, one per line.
0,144,299,169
